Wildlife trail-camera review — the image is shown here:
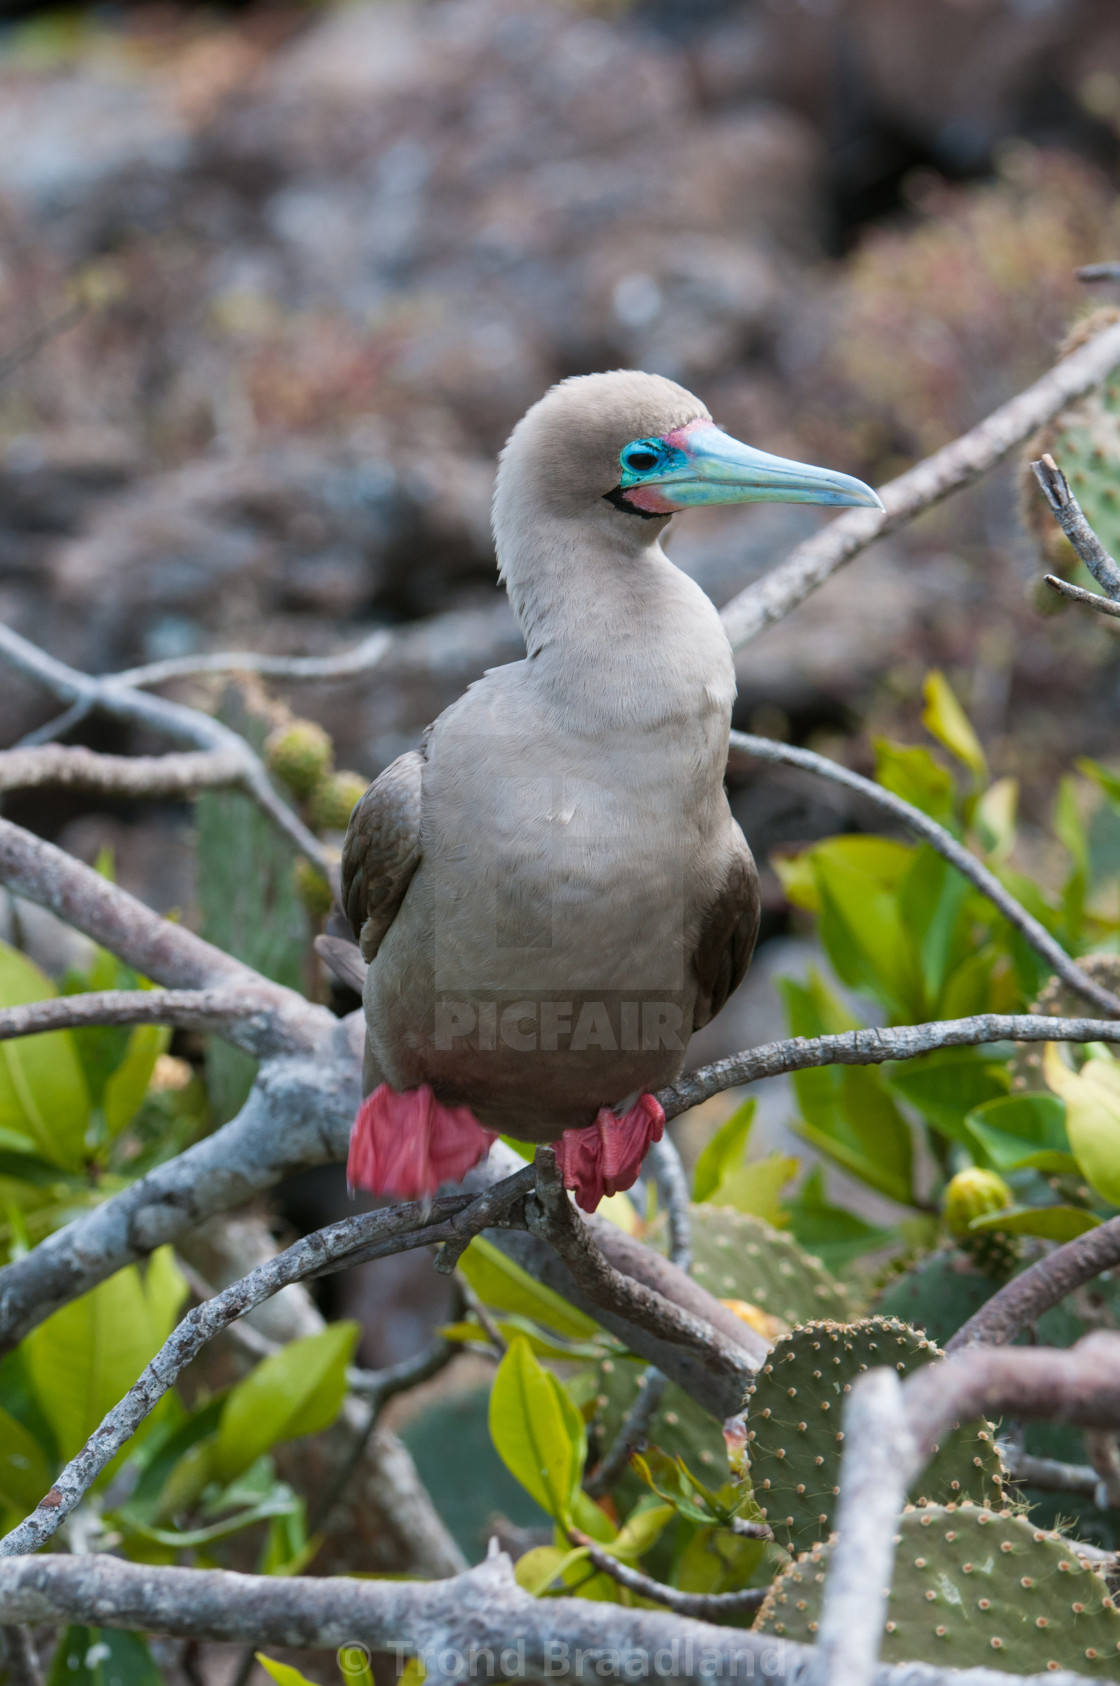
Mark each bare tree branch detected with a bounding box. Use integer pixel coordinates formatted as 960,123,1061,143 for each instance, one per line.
728,731,1120,1020
0,987,273,1050
0,1548,1094,1686
661,1013,1120,1118
0,1184,500,1556
1032,454,1120,600
0,817,322,1050
114,631,393,689
566,1529,767,1618
0,744,249,797
1002,1446,1099,1497
719,314,1120,647
820,1334,1120,1686
947,1215,1120,1352
1043,573,1120,617
0,621,329,871
526,1149,756,1403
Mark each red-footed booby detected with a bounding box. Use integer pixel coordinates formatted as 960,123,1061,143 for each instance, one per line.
341,371,880,1210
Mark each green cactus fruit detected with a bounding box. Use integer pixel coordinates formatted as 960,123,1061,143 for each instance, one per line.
264,719,333,799
684,1205,856,1329
874,1248,997,1349
309,770,369,834
745,1319,1004,1553
943,1168,1021,1283
1021,308,1120,575
294,856,334,918
756,1500,1120,1676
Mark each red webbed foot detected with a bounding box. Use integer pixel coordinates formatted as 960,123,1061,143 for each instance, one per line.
348,1083,497,1200
553,1094,665,1213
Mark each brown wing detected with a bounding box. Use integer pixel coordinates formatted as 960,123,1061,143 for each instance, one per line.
691,827,761,1032
341,749,424,963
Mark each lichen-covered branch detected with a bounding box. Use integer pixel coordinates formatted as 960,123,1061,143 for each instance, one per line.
1032,454,1120,600
728,731,1120,1020
1043,573,1120,618
0,744,248,797
114,631,393,690
0,1548,1094,1686
720,313,1120,647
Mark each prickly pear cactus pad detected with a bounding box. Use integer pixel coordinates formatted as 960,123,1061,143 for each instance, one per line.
586,1356,730,1476
684,1206,855,1327
756,1501,1120,1676
745,1318,1004,1553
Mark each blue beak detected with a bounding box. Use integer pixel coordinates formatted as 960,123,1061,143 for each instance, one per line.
621,420,884,511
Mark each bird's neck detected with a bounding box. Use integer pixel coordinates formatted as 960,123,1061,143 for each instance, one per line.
498,516,737,733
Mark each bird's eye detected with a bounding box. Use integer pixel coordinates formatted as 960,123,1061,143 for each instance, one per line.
622,445,661,473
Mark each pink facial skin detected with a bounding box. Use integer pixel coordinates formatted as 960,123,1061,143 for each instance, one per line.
623,484,682,514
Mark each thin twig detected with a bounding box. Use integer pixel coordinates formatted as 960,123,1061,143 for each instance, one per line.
567,1529,767,1618
114,632,393,689
432,1162,537,1275
728,730,1120,1020
1043,573,1120,618
0,988,270,1050
660,1013,1120,1119
0,621,329,872
0,745,248,798
1032,454,1120,599
0,1625,42,1686
1002,1444,1099,1497
720,313,1120,647
585,1137,691,1497
16,696,94,748
947,1214,1120,1351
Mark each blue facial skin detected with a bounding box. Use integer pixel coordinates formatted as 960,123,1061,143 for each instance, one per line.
617,422,883,510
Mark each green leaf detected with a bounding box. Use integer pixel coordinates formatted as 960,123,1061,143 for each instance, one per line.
898,846,972,1010
0,1402,52,1512
103,1023,171,1140
693,1099,756,1203
972,777,1018,862
873,739,956,827
0,941,90,1172
47,1628,164,1686
963,1092,1075,1175
611,1499,674,1561
784,1166,895,1268
488,1337,585,1523
887,1054,1009,1143
215,1323,358,1484
27,1248,187,1462
969,1205,1101,1241
713,1152,799,1226
811,842,922,1018
459,1236,599,1340
1043,1047,1120,1206
515,1543,590,1596
797,1065,915,1207
921,670,987,782
256,1657,317,1686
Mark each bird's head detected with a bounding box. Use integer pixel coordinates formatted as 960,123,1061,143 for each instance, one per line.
493,369,883,545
